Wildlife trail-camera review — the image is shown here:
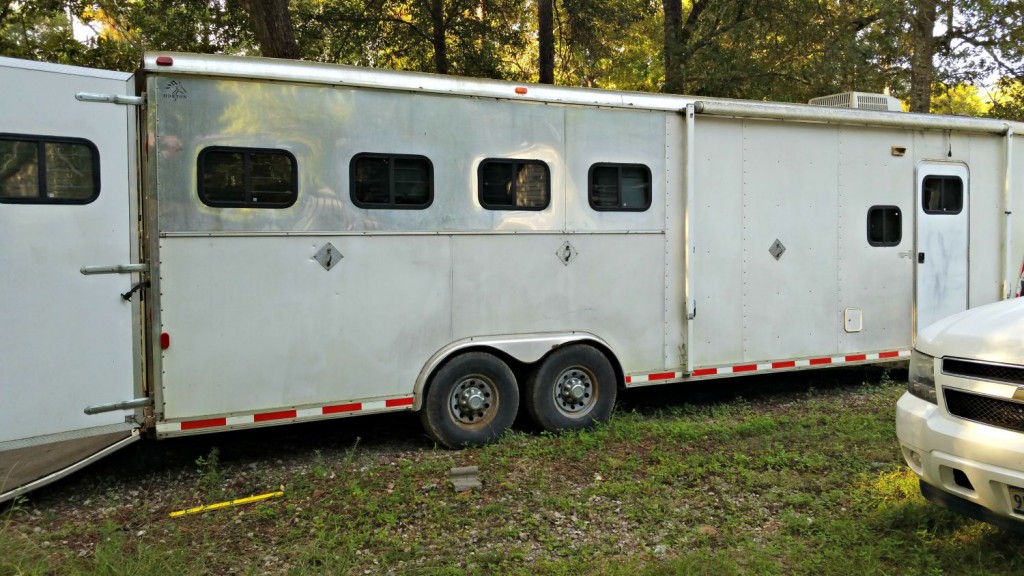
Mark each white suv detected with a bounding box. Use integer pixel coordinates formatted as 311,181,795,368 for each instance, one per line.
896,297,1024,532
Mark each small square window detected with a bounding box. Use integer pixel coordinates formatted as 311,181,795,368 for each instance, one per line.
198,147,297,208
922,176,963,214
350,153,432,209
867,205,901,247
478,159,550,210
0,134,99,204
589,163,652,211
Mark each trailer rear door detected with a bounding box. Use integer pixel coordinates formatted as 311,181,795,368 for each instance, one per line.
0,58,140,502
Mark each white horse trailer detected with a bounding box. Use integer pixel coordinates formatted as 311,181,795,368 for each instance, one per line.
2,53,1022,502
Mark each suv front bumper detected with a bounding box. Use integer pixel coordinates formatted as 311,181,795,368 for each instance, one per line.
896,391,1024,532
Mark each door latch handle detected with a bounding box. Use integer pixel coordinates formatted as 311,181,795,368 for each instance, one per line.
121,280,149,301
918,252,926,264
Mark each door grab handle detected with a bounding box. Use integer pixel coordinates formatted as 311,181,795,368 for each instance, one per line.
81,264,148,275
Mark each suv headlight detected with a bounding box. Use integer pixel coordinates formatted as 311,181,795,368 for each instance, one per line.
908,349,937,404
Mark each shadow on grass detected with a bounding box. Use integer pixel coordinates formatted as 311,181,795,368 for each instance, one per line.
778,468,1024,575
15,363,905,509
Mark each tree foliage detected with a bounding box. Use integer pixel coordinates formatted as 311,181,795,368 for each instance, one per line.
986,77,1024,121
1,0,1023,115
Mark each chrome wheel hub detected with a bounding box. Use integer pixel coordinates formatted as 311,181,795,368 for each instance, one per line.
553,368,595,415
450,377,494,424
560,377,586,403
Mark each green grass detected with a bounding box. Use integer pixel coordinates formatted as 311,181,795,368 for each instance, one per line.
2,367,1022,575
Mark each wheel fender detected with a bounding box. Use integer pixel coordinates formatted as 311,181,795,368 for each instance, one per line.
413,332,617,410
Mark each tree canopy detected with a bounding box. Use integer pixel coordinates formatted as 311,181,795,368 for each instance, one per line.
2,0,1022,119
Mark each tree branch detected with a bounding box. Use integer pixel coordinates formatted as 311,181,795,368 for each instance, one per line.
683,0,752,60
955,35,1024,75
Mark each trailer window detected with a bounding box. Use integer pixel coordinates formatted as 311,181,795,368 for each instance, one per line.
198,147,297,208
350,154,433,209
922,176,963,214
0,135,99,204
478,159,550,210
867,205,901,246
588,163,651,211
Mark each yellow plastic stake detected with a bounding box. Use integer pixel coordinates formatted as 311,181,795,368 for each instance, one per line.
169,490,284,517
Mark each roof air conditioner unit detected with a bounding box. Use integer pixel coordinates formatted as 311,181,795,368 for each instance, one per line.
809,92,903,112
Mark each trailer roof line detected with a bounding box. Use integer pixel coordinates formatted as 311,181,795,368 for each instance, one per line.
0,55,133,82
143,52,694,112
693,99,1017,135
143,52,1024,133
142,52,1024,132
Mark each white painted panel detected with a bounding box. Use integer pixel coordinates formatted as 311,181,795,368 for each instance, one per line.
740,121,839,361
158,236,452,419
451,235,570,338
691,118,745,366
911,130,1003,308
1013,141,1024,298
664,115,687,370
916,162,969,333
563,107,665,231
450,234,665,373
0,61,136,442
566,234,666,373
965,136,1004,305
836,127,914,353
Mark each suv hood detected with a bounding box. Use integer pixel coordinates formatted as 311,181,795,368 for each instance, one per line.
917,298,1024,364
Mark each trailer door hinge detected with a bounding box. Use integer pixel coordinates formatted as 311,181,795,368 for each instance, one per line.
76,92,145,106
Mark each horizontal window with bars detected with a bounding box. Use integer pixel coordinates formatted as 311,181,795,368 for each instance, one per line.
478,159,550,211
867,205,901,246
588,163,651,211
0,134,99,204
922,175,963,215
350,153,433,209
198,147,297,208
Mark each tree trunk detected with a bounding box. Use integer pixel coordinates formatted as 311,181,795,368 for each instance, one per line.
908,0,940,113
241,0,300,59
662,0,684,93
538,0,554,84
430,0,448,74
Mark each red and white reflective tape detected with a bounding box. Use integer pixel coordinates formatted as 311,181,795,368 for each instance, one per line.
625,349,910,384
156,396,415,434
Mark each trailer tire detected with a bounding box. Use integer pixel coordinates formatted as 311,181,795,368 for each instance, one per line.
525,344,616,432
420,352,519,448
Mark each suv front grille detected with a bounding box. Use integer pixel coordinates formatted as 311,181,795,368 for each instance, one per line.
944,388,1024,433
943,358,1024,385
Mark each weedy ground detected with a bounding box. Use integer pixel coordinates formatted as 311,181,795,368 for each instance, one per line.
2,366,1022,575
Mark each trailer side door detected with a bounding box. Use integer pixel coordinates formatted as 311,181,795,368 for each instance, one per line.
0,58,140,501
916,162,969,333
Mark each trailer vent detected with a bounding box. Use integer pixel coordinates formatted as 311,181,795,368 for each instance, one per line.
809,92,903,112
